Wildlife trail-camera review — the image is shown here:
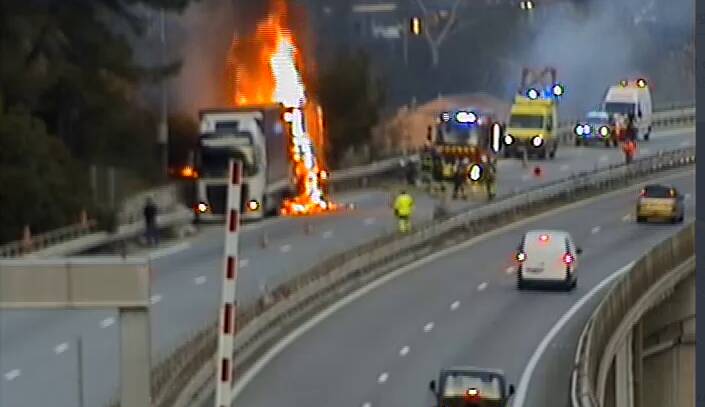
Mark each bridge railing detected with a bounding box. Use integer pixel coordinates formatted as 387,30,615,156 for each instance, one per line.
141,143,695,407
571,223,695,407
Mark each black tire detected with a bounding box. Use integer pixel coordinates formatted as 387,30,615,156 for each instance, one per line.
575,138,581,147
604,139,611,148
549,146,556,159
538,148,547,160
636,215,646,223
517,273,526,290
572,276,578,289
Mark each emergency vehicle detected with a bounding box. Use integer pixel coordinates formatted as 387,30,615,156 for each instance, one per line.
421,108,503,199
504,67,563,159
603,78,653,141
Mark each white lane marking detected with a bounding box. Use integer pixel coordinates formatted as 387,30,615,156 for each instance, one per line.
599,155,609,161
641,148,651,154
100,317,115,328
378,372,389,383
450,300,460,310
622,214,632,222
280,244,292,253
591,226,601,234
323,230,334,239
364,217,376,225
4,369,20,381
54,342,69,355
240,258,250,268
150,294,163,305
424,322,434,332
513,262,634,407
194,276,207,285
560,164,570,171
229,169,694,399
477,282,488,291
521,174,531,181
506,266,516,274
148,242,191,260
362,403,372,407
399,346,410,356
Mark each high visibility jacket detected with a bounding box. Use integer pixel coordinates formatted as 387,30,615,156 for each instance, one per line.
394,193,415,217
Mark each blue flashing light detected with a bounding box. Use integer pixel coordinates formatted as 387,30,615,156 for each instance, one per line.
456,111,477,123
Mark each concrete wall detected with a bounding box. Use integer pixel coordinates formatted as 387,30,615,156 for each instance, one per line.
640,274,695,407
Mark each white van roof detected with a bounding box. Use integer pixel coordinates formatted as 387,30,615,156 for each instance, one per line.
604,85,651,104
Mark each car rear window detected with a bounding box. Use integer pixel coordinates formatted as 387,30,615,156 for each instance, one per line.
442,375,502,399
644,186,673,198
524,233,565,256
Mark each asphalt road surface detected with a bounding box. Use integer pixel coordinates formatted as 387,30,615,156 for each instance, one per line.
0,128,693,407
233,169,695,407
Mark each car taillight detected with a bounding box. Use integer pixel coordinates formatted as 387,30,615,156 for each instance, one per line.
563,253,574,264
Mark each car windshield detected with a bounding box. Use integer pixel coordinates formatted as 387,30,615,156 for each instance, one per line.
644,186,674,198
442,374,503,399
586,117,609,125
199,147,258,177
439,122,485,146
604,102,635,116
509,114,544,129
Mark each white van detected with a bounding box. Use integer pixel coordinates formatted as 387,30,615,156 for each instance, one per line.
515,230,582,290
602,80,653,140
602,79,652,140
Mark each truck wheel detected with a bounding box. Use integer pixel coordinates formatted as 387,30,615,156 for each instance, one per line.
575,138,581,147
549,147,556,159
636,215,646,223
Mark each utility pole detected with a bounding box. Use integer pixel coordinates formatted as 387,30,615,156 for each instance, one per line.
158,8,169,178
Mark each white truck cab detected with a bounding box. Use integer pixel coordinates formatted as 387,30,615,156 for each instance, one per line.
516,230,582,290
603,79,653,141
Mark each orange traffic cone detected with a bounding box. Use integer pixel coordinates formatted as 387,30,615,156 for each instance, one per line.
21,225,32,252
80,209,89,229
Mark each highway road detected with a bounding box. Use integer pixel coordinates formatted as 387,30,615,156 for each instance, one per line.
0,128,693,407
233,169,695,407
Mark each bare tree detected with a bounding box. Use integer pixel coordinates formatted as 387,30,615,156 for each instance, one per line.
413,0,465,68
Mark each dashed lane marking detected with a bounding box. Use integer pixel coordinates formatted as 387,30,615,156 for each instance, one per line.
194,276,207,285
399,346,410,356
622,214,632,222
280,244,292,253
54,342,69,355
450,301,460,310
591,226,601,234
364,217,376,225
240,258,250,268
424,322,434,332
100,317,115,328
150,294,162,305
323,230,334,239
477,282,488,291
378,372,389,383
4,369,20,381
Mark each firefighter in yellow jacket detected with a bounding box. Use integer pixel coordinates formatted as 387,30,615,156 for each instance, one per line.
394,189,415,233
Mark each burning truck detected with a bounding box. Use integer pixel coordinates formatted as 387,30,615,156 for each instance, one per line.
189,0,335,221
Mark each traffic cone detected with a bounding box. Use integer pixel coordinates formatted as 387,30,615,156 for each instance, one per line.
80,209,89,229
21,225,32,252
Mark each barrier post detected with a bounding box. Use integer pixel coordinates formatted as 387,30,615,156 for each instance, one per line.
214,159,242,407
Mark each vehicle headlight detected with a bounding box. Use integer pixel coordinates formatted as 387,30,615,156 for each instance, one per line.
504,134,514,145
574,125,584,136
583,124,591,134
531,135,544,147
599,126,610,136
247,200,261,211
468,164,483,181
197,202,209,213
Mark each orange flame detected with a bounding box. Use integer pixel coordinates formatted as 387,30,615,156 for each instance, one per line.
225,0,335,215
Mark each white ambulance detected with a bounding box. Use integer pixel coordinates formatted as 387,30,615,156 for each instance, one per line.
602,79,653,141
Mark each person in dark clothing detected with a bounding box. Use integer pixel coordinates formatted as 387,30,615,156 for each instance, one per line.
452,160,466,199
625,114,637,141
144,198,159,246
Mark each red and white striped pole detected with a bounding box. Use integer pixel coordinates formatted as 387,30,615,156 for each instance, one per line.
215,159,242,407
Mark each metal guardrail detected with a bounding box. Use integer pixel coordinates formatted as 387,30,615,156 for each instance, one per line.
140,144,696,407
2,106,695,258
571,224,695,407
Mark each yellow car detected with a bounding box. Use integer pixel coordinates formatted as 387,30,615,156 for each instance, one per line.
636,184,685,223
